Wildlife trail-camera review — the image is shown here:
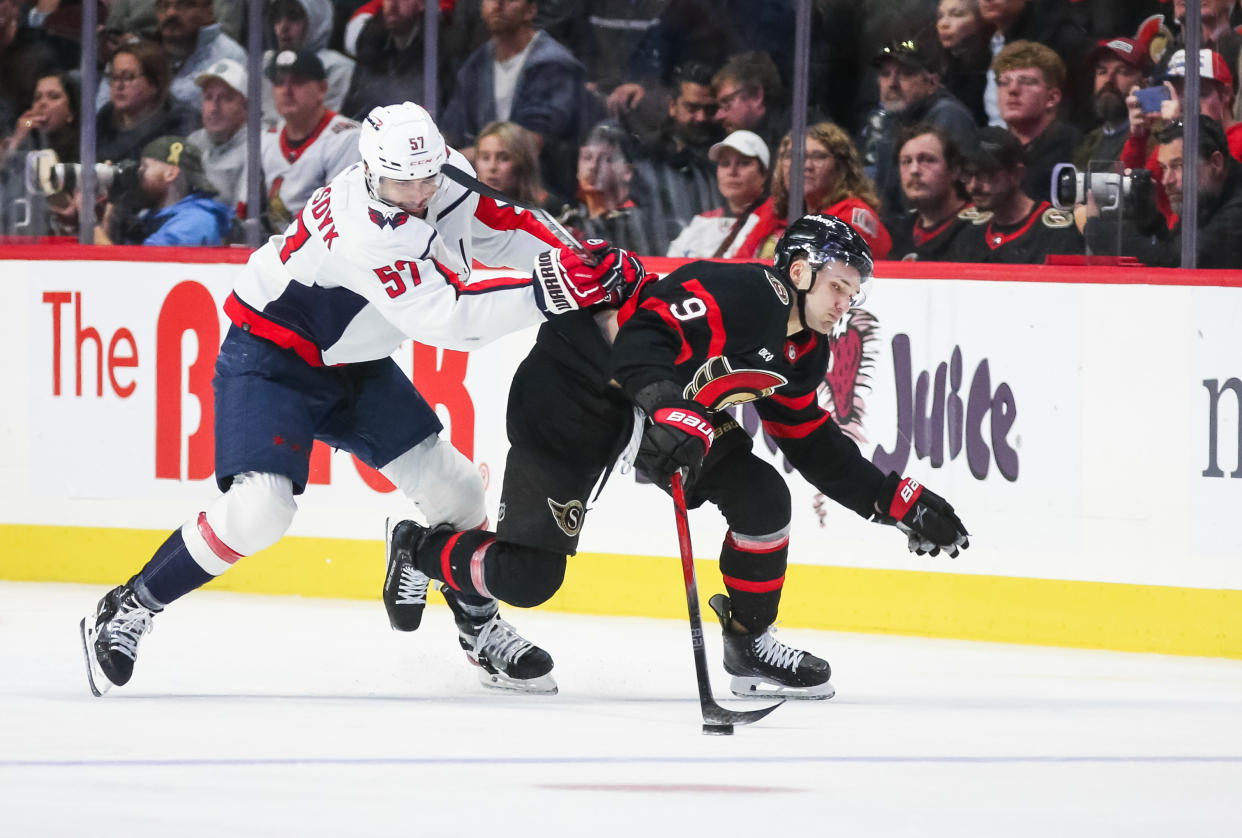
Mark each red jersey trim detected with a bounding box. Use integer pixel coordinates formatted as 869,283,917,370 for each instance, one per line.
224,292,324,367
473,196,562,248
680,278,725,358
912,204,968,247
762,412,832,439
984,201,1050,250
280,111,337,164
638,297,693,363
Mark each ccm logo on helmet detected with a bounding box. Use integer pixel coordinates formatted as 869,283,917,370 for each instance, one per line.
653,408,714,448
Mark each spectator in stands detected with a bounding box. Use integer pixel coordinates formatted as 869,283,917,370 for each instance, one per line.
952,124,1083,263
2,71,79,164
889,123,976,261
97,38,197,164
665,129,769,258
712,51,789,158
866,37,976,230
755,121,891,260
0,72,78,237
0,0,65,138
1073,37,1149,170
99,134,233,245
107,0,244,42
156,0,245,118
577,0,666,109
262,0,355,128
993,40,1080,204
563,120,653,254
938,0,991,125
343,0,450,120
1157,0,1242,86
474,119,564,211
188,58,248,211
631,61,722,255
1085,114,1242,268
978,0,1090,128
439,0,588,202
262,48,360,230
1122,48,1242,226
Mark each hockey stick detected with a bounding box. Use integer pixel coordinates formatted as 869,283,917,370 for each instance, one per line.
670,471,784,735
440,163,594,262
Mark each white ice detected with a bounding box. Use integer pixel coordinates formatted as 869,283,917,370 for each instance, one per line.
2,581,1240,837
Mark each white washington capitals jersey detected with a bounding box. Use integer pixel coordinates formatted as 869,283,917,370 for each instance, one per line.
261,110,361,227
229,150,561,366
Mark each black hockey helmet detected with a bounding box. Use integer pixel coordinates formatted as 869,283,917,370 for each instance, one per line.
773,214,874,308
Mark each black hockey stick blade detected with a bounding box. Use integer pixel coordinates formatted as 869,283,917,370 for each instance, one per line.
671,472,784,734
439,163,591,259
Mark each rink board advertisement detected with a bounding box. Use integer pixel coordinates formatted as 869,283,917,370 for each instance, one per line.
1,247,1240,657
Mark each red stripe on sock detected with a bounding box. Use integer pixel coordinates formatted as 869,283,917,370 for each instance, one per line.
469,537,495,599
725,531,789,553
723,574,785,593
197,511,244,564
440,531,464,591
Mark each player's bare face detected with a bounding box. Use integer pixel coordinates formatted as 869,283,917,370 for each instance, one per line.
801,262,862,335
378,175,440,215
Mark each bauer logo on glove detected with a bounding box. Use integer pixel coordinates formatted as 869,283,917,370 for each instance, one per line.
872,472,970,558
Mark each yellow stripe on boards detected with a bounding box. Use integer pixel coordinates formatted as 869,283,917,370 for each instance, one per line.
4,523,1239,659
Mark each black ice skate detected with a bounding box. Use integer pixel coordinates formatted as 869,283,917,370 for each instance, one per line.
441,585,558,695
384,518,431,631
709,594,835,700
79,583,159,697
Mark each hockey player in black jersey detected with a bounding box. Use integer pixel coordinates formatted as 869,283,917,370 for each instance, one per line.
388,214,970,699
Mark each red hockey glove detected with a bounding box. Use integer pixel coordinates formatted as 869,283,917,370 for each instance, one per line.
633,382,714,488
595,246,650,307
532,239,615,315
873,473,970,558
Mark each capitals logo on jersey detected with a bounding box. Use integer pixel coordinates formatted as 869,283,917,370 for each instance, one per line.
369,207,409,230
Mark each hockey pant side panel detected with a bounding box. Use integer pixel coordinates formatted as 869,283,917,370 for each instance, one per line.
692,447,792,631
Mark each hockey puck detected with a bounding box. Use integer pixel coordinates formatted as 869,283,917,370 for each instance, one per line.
703,723,734,736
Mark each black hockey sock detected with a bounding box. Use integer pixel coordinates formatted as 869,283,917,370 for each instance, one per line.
719,534,788,632
131,528,212,609
414,528,498,599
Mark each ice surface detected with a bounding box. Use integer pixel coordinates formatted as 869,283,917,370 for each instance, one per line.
2,582,1240,836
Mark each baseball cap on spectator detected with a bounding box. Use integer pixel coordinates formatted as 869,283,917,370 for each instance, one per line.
1085,37,1151,73
195,58,248,97
965,126,1025,173
872,38,944,75
1167,48,1234,93
266,48,327,82
709,130,771,169
141,136,216,194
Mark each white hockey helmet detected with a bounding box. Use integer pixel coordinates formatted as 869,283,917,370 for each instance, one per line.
358,101,448,199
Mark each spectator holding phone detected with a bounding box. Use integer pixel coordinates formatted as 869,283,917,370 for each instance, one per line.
1122,48,1242,225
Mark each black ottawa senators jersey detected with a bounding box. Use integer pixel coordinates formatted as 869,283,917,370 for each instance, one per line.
889,204,976,261
611,260,885,517
950,200,1083,264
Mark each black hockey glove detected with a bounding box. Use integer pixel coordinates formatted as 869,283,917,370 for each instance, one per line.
633,382,714,488
872,472,970,558
596,247,650,307
532,239,617,315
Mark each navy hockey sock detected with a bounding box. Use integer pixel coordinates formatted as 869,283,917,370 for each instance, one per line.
131,528,212,609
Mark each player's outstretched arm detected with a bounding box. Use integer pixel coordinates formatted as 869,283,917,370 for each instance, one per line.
871,473,970,558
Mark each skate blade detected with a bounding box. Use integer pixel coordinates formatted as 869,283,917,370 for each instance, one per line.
729,675,835,701
467,656,558,694
477,669,559,695
79,616,110,697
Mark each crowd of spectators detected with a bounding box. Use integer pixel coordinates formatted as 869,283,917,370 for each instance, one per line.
1,0,1242,267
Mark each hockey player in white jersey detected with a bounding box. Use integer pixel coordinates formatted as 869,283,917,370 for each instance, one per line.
80,101,640,698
